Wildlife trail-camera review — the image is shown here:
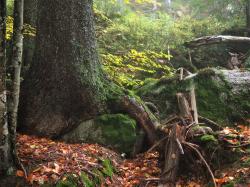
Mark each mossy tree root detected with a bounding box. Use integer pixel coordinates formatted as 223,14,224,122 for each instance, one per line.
118,96,158,146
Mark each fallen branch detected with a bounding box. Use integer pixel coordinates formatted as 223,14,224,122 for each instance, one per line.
185,35,250,48
226,142,250,148
147,137,168,153
198,116,223,131
183,141,217,187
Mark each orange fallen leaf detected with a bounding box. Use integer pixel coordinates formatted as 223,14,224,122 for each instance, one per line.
16,170,24,177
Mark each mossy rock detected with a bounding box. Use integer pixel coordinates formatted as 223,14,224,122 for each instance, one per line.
62,114,137,154
136,68,250,126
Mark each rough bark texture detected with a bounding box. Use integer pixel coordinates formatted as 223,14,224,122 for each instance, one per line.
159,124,185,187
23,0,37,67
0,0,12,175
19,0,108,138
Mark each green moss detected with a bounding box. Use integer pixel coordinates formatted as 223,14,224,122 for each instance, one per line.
95,114,137,154
200,135,217,143
136,68,250,125
195,70,231,124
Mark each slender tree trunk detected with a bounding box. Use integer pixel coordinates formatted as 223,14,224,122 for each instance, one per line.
8,0,24,167
23,0,37,68
246,0,250,29
0,0,13,175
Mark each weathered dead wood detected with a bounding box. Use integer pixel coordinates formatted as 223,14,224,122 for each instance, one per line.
159,124,185,186
198,115,223,131
147,137,168,153
120,96,158,145
183,142,217,187
190,86,198,124
176,93,193,121
185,35,250,48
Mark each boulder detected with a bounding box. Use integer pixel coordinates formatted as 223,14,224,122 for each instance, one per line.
136,68,250,125
62,114,137,154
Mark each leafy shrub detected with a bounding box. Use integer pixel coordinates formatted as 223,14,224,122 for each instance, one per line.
102,49,173,88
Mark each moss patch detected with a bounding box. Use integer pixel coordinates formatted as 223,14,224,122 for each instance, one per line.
62,114,137,154
200,135,217,143
95,114,137,154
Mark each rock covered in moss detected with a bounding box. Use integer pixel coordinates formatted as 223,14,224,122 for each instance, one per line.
136,68,250,125
62,114,137,154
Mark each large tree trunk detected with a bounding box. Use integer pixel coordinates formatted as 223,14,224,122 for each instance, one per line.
0,0,13,175
23,0,37,67
19,0,109,138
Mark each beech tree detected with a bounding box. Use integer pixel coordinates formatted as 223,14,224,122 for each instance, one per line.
0,0,24,176
0,0,12,175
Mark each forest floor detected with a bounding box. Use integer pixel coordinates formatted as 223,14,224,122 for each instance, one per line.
16,124,250,187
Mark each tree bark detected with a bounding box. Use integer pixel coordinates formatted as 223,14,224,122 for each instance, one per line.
0,0,13,175
185,35,250,48
246,0,250,29
23,0,37,67
7,0,24,174
19,0,108,138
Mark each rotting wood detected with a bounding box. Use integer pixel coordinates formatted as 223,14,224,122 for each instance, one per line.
159,124,183,187
176,93,193,121
190,86,198,124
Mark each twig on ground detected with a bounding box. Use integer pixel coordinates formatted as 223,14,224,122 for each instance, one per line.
147,137,168,153
183,141,217,187
226,142,250,148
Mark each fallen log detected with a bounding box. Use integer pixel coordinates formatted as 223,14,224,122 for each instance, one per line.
185,35,250,48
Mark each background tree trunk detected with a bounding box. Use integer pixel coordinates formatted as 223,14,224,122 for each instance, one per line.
19,0,108,138
0,0,13,175
246,0,250,29
23,0,37,68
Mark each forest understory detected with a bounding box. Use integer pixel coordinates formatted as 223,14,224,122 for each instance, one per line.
1,0,250,187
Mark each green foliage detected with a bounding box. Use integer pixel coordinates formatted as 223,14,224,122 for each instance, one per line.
96,1,235,54
56,159,115,187
80,172,94,187
102,49,173,88
6,16,36,40
56,175,78,187
101,159,114,178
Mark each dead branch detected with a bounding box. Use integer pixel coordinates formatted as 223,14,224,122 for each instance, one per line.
226,142,250,148
185,35,250,48
198,116,223,131
147,137,168,153
183,141,217,187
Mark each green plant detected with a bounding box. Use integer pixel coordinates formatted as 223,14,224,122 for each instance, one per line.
102,49,173,88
